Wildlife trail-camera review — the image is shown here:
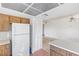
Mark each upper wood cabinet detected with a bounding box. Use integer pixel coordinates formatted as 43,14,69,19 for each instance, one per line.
9,16,21,23
20,18,30,24
0,14,9,31
0,13,30,31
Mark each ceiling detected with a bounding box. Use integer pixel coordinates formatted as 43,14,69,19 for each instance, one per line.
1,3,63,16
36,3,79,21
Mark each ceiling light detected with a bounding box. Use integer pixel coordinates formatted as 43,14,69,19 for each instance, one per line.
44,14,48,16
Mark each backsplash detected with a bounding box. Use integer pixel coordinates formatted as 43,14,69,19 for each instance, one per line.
0,32,9,40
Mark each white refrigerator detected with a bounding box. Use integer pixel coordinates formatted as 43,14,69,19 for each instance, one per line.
12,23,30,56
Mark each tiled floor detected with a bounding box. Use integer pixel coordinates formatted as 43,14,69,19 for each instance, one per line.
32,49,49,56
32,38,50,56
32,37,52,56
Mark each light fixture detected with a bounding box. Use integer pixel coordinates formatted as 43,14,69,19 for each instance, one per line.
69,16,79,22
44,14,48,16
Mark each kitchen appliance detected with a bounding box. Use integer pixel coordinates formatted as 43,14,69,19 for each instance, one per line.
11,23,30,56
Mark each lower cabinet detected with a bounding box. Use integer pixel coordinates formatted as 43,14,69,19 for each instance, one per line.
50,49,63,56
50,45,79,56
0,44,10,56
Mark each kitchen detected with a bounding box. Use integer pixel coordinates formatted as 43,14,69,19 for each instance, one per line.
0,3,43,56
0,3,79,56
0,13,30,56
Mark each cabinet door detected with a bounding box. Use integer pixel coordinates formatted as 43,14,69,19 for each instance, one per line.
20,18,30,24
0,14,9,31
10,16,21,23
0,44,10,56
0,14,3,31
50,49,63,56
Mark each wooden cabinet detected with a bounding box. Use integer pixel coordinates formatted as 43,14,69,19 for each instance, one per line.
10,16,30,24
0,14,9,31
50,45,79,56
0,44,10,56
50,49,63,56
9,16,21,23
0,13,30,31
20,18,30,24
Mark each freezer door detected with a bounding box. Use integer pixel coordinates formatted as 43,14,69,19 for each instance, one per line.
12,23,30,34
12,34,30,56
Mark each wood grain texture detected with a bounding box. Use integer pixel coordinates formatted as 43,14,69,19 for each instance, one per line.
0,13,30,31
50,45,79,56
0,44,10,56
0,14,9,31
20,18,30,24
9,16,21,23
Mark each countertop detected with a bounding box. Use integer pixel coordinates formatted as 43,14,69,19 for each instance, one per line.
49,39,79,55
0,40,10,45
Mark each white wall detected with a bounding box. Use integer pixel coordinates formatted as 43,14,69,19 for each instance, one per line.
44,15,79,42
0,32,9,40
32,17,43,53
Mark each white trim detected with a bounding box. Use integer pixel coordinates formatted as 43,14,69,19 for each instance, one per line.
0,3,1,7
31,7,43,12
22,3,43,13
58,3,62,6
22,3,30,6
23,3,34,13
0,6,33,18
